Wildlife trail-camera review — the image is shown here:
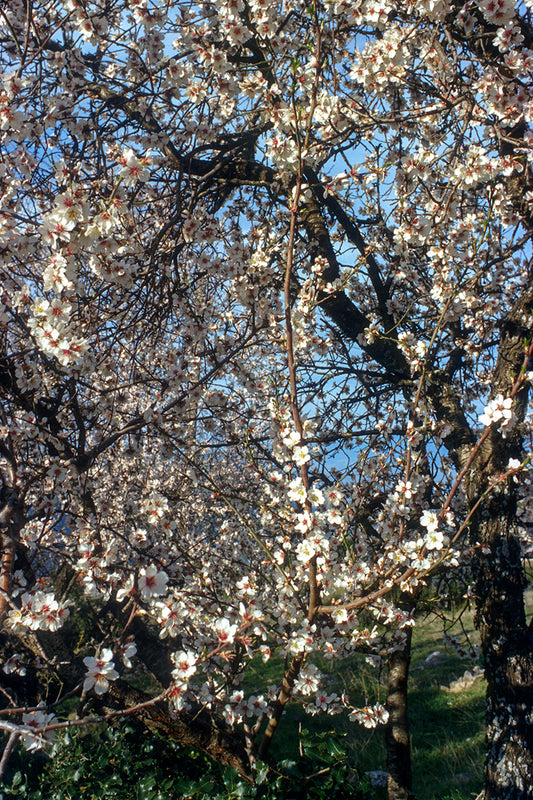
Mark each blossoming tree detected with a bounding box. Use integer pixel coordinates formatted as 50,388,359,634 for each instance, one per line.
1,0,533,798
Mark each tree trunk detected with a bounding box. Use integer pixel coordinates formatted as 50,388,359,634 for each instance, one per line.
473,488,533,800
385,625,414,800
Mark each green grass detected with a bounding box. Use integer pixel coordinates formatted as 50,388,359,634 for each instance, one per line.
407,612,485,799
258,588,532,799
244,604,488,800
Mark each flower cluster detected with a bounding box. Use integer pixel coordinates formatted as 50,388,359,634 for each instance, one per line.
348,703,389,729
6,591,72,633
479,394,515,432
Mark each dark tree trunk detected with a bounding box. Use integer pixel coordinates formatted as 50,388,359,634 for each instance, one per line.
463,281,533,799
385,625,414,800
473,488,533,800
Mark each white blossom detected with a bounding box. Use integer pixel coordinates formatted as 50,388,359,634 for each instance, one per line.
138,566,169,600
83,649,119,695
21,708,57,752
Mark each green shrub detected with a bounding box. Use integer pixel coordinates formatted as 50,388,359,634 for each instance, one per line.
0,721,373,800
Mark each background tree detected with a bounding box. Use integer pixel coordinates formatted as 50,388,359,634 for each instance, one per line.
1,1,533,798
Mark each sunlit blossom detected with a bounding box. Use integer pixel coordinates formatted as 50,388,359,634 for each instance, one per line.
83,649,119,695
138,566,169,600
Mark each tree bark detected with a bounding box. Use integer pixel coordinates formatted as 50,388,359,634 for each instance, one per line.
385,626,414,800
472,491,533,800
466,282,533,799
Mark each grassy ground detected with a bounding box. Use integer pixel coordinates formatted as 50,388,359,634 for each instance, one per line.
262,585,532,799
407,611,485,800
254,602,488,800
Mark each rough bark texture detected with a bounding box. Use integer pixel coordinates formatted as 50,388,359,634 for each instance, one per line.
473,502,533,800
466,284,533,799
104,680,254,781
385,626,414,800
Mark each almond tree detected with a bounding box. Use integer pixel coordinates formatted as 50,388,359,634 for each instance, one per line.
1,1,533,799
